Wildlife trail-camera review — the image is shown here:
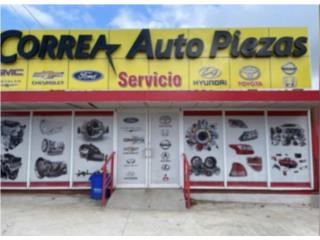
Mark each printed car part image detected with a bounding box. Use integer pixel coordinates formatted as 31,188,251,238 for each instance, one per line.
79,144,105,161
270,123,306,146
247,156,262,171
229,162,247,177
228,119,248,128
76,170,93,177
34,157,67,179
123,136,145,144
278,157,298,169
229,144,254,155
78,119,109,141
40,119,63,135
1,120,26,151
41,138,65,155
190,156,220,177
190,156,203,176
239,129,258,141
186,119,219,151
1,153,22,180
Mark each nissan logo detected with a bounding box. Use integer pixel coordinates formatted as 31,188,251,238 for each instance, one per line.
239,65,260,81
281,62,297,75
198,66,221,79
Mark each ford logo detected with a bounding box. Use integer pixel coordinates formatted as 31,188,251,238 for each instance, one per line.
199,66,221,79
123,117,139,124
239,66,260,81
281,62,297,75
73,71,103,81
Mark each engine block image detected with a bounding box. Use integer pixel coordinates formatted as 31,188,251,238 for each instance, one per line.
1,120,26,151
78,119,109,141
270,123,306,146
34,157,67,179
79,143,105,162
41,139,65,155
186,119,219,151
1,153,22,180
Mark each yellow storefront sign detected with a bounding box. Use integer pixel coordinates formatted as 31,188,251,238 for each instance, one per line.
0,27,311,91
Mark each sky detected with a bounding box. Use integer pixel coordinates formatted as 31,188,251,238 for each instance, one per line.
1,4,319,89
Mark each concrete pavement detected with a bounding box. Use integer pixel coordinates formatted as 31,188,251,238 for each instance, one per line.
1,191,319,235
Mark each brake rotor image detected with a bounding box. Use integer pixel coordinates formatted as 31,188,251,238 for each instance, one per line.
34,157,67,179
78,119,109,141
186,119,219,151
190,155,220,177
191,156,203,176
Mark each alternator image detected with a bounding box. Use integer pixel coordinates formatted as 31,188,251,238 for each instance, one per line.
77,119,109,141
1,153,22,180
1,120,26,151
34,157,67,179
41,139,65,155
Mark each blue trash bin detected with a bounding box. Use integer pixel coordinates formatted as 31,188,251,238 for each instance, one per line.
89,171,103,200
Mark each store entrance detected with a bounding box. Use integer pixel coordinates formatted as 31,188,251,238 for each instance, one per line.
116,110,180,188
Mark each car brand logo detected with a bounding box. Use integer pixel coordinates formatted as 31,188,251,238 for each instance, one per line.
162,174,169,182
32,71,64,79
160,139,171,150
123,117,139,124
198,66,221,79
283,76,297,88
73,70,103,81
161,164,170,171
126,159,136,164
159,115,172,125
161,152,170,161
281,62,297,75
1,69,24,76
239,65,260,81
126,171,135,177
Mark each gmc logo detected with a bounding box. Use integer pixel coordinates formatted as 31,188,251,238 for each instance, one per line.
1,69,24,76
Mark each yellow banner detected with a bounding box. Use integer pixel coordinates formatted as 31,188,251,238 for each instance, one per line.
0,27,311,91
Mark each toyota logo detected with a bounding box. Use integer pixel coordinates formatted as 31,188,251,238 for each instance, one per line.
199,66,221,79
239,65,260,81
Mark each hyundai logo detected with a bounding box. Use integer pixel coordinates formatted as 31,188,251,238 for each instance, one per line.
73,71,103,81
239,65,260,81
199,66,221,79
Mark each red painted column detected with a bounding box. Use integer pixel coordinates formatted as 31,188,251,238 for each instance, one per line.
311,107,320,193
